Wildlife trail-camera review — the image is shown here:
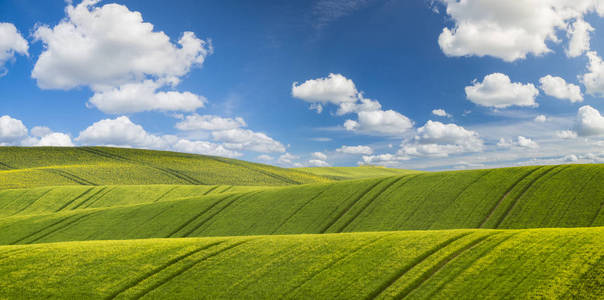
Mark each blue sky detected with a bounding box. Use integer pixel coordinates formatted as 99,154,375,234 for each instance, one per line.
1,0,604,170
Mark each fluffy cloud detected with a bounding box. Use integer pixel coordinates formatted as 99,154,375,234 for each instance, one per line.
397,121,483,158
307,159,330,167
497,136,539,149
89,80,206,114
344,110,413,135
176,114,246,131
432,108,451,118
534,115,547,123
539,75,583,102
337,96,381,115
172,139,241,158
277,153,299,165
256,154,274,162
575,105,604,136
34,133,74,147
556,130,578,139
581,51,604,97
438,0,603,61
311,152,328,160
360,153,409,167
336,145,373,155
292,73,358,105
0,23,28,76
465,73,539,108
0,115,28,142
77,116,168,148
212,128,286,153
32,0,210,113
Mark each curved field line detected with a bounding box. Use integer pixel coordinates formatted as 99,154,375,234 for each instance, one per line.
81,187,115,209
282,235,390,298
11,188,53,215
270,189,328,234
494,165,569,229
105,241,225,300
392,234,494,300
202,185,220,196
590,201,604,227
424,233,518,299
478,166,544,228
554,168,599,226
53,187,95,212
26,212,99,244
181,192,258,237
364,232,472,300
220,186,233,193
10,216,73,244
45,168,96,186
0,161,14,170
133,239,252,299
319,178,387,233
209,156,300,185
450,170,493,204
153,186,178,203
166,194,235,238
68,187,106,210
337,176,413,233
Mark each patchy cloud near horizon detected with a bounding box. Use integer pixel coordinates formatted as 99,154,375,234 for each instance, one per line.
1,0,604,170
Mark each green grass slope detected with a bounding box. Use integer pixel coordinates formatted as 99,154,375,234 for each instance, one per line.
0,228,601,299
0,164,602,244
294,166,421,180
0,147,329,188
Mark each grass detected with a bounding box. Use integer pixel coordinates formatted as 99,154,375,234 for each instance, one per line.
294,166,422,180
0,228,600,299
0,146,330,188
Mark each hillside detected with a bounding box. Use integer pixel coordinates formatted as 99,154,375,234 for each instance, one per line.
0,164,602,245
0,147,329,188
0,228,601,299
294,166,421,180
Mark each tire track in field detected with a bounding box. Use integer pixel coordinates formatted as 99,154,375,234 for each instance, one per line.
81,186,115,209
478,166,544,228
283,234,391,298
26,212,100,244
319,178,387,234
202,185,220,196
270,189,328,234
209,156,300,185
10,212,94,244
152,186,178,203
589,200,604,227
45,168,97,186
364,232,472,300
105,241,225,300
220,185,233,193
391,234,494,300
553,168,598,227
424,233,518,299
494,165,570,229
11,188,53,215
180,192,258,237
0,161,14,170
449,169,493,205
53,187,95,212
166,193,240,238
133,239,252,299
337,176,413,233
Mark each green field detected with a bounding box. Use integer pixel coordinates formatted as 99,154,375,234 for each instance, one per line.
0,147,602,299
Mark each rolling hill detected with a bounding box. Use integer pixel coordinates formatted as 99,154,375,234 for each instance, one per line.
294,166,421,180
0,228,601,299
0,146,330,188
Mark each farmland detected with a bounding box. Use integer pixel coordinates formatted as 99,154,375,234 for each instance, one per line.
0,147,602,298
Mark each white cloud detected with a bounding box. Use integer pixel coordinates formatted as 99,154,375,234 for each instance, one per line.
497,136,539,149
35,133,74,147
465,73,539,108
256,154,274,162
556,130,578,139
88,80,206,114
398,120,483,158
567,18,594,57
438,0,603,62
336,145,373,155
0,23,28,76
172,139,241,158
0,115,28,142
32,0,210,113
30,126,53,137
307,159,330,167
432,108,451,118
278,153,299,165
292,73,358,105
311,152,327,160
539,75,583,102
360,153,409,167
534,115,547,123
344,109,413,136
581,51,604,97
76,116,168,148
575,105,604,136
336,96,381,115
211,128,286,153
176,114,246,131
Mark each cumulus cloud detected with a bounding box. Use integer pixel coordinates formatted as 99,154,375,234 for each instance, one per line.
432,108,451,118
344,110,413,136
465,73,539,108
0,23,28,76
212,128,286,153
438,0,604,61
307,159,330,167
34,133,74,147
360,153,409,167
539,75,583,102
497,136,539,149
534,115,547,123
575,105,604,136
581,51,604,97
76,116,168,148
277,153,299,165
397,121,483,158
176,114,246,131
0,115,28,142
311,152,328,160
292,73,358,105
556,130,578,139
32,0,211,113
336,145,373,155
172,139,241,158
